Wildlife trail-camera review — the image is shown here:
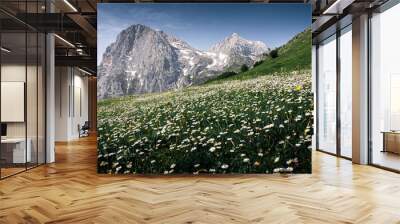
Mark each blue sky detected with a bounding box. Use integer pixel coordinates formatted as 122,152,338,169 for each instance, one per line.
97,4,311,64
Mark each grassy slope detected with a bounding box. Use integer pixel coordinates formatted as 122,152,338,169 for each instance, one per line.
205,28,311,84
98,74,313,174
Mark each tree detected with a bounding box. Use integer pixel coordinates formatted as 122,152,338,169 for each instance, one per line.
269,49,278,58
253,60,264,67
240,64,249,73
219,71,237,79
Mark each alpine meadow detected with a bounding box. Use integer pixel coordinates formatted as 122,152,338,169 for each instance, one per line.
97,4,312,174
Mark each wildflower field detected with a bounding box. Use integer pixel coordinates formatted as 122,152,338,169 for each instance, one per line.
97,73,313,174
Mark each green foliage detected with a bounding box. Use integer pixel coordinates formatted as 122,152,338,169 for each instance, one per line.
207,28,312,84
97,74,313,174
269,49,279,58
204,71,238,84
217,71,237,79
240,64,249,73
253,60,264,67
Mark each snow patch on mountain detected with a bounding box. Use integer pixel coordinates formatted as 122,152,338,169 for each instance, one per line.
97,24,269,99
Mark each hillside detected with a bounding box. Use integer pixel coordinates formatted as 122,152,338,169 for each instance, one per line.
98,73,313,174
205,28,311,83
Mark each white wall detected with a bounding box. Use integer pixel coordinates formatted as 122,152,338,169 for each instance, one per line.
55,66,70,141
55,67,89,141
1,65,26,137
72,73,89,138
1,65,37,138
1,63,46,164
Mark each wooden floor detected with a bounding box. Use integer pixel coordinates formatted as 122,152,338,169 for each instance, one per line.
0,167,26,178
1,136,400,224
372,151,400,171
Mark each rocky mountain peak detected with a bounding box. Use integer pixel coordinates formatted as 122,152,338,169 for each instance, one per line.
208,33,269,70
117,24,151,40
210,33,268,52
97,25,269,99
229,32,240,38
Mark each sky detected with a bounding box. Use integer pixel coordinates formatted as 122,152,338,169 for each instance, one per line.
97,4,311,64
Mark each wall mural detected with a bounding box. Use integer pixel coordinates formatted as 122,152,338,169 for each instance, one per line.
97,3,313,174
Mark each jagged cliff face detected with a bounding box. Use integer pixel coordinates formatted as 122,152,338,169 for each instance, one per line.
209,33,269,69
97,24,269,99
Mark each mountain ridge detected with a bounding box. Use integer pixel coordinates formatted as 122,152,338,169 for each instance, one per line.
97,24,269,99
204,28,312,84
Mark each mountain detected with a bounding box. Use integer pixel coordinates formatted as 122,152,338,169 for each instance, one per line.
97,24,268,99
205,28,312,83
209,33,269,70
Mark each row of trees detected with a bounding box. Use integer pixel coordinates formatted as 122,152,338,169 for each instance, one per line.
252,49,279,69
217,48,280,80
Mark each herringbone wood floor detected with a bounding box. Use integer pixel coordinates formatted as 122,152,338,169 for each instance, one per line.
1,136,400,224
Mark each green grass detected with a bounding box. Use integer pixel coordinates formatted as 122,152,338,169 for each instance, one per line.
205,29,311,84
97,73,313,174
